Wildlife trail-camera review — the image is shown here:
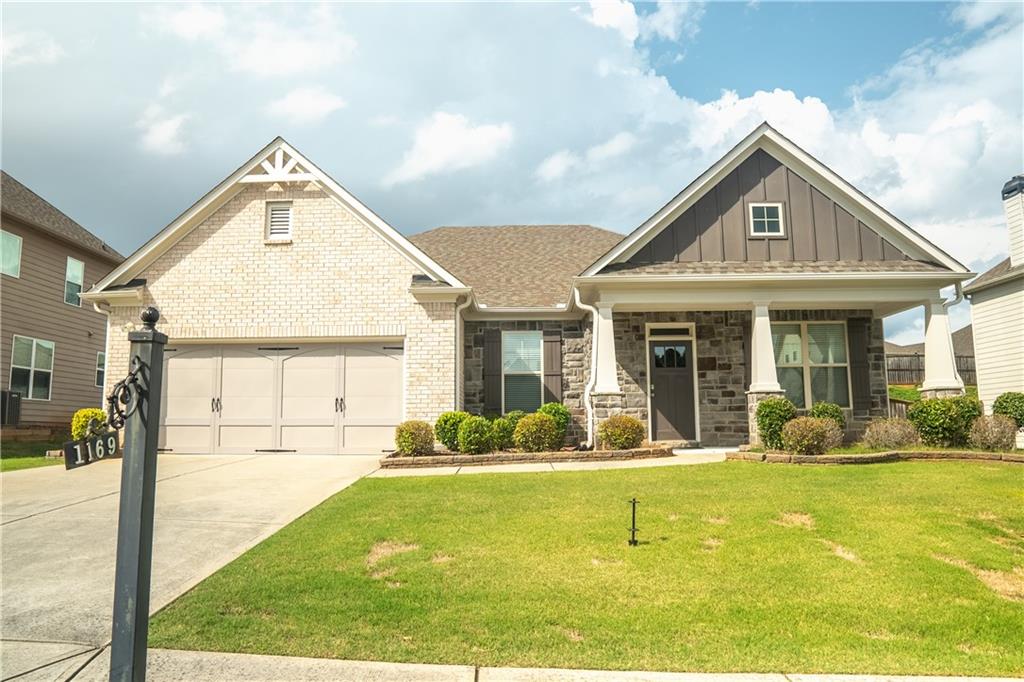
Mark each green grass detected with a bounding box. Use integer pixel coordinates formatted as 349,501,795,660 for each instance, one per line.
1,437,66,472
150,461,1024,675
888,385,979,403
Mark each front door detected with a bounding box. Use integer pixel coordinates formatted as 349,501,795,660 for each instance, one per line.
648,340,696,441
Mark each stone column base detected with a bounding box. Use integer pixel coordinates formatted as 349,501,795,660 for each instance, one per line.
920,387,966,399
590,392,626,449
746,390,787,447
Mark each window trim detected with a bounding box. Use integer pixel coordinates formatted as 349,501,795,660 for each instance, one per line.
1,230,22,278
500,330,544,414
96,351,106,388
9,335,55,402
773,320,852,409
748,202,785,238
265,201,293,242
64,256,85,307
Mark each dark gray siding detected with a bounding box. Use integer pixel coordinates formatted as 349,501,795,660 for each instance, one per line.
624,149,911,265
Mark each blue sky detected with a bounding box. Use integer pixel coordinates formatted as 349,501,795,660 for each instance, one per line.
2,1,1022,343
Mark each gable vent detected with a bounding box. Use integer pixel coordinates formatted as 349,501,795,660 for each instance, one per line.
266,202,293,240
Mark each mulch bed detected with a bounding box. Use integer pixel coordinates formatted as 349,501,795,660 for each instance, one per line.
380,446,673,468
728,450,1023,465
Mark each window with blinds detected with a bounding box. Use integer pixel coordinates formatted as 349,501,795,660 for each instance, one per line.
266,202,293,241
770,321,851,408
502,331,543,412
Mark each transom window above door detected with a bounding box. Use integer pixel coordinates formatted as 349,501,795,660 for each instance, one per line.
749,203,784,236
502,331,542,413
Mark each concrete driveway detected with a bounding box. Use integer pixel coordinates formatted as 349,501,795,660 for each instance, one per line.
0,454,380,681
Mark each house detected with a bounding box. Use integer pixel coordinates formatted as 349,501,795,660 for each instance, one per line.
1,171,123,429
884,325,974,358
964,175,1024,413
81,123,972,453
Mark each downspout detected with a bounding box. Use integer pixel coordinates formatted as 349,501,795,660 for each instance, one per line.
93,300,112,410
454,294,473,410
943,282,965,386
573,286,599,449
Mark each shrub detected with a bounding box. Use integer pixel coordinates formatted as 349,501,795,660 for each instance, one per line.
435,411,469,451
755,397,797,450
993,392,1024,429
504,410,527,429
491,417,516,450
538,402,571,440
907,396,982,447
968,415,1017,451
597,414,645,450
457,415,494,454
394,421,434,456
809,401,846,430
71,408,107,441
513,413,562,452
861,417,919,449
781,417,843,456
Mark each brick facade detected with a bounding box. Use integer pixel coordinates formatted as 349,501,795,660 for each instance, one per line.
104,183,457,424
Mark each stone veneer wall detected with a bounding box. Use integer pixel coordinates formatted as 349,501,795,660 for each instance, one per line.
463,318,591,443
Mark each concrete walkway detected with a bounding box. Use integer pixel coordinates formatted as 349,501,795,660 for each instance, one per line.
369,448,731,477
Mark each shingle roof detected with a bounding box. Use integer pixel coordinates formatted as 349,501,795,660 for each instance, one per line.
885,324,975,357
409,225,623,307
963,257,1024,294
595,259,951,276
1,171,123,262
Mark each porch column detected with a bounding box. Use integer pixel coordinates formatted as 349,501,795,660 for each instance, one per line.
746,303,785,446
592,303,621,393
920,298,964,398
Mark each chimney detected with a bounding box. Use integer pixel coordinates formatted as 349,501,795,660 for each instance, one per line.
1003,174,1024,268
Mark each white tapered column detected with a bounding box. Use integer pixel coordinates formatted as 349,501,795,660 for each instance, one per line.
748,304,782,392
921,299,964,396
593,303,621,394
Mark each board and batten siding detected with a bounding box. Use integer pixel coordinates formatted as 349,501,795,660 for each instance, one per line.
626,149,911,265
0,215,119,426
971,277,1024,412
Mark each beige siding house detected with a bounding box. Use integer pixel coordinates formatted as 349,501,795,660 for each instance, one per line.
965,175,1024,415
84,124,973,454
1,172,123,427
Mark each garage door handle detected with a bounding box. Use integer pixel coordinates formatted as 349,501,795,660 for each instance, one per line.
211,398,216,412
337,397,345,413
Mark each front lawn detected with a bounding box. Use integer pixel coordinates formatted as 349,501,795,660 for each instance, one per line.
888,384,979,403
150,461,1024,675
0,437,66,472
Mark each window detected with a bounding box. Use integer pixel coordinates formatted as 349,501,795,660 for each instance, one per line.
96,352,106,388
653,344,688,368
772,322,850,408
1,230,22,277
266,202,293,241
64,257,84,306
10,336,54,401
749,203,784,236
502,331,543,413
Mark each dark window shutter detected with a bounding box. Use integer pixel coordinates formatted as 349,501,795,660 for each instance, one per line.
483,328,502,414
847,318,871,412
542,330,562,403
742,321,752,391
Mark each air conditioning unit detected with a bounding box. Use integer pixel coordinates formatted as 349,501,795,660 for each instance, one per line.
1,390,22,426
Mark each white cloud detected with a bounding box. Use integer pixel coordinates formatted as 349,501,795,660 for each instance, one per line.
536,150,581,182
136,104,190,155
384,112,514,186
1,30,65,66
535,132,637,182
149,2,225,41
639,1,705,41
581,0,639,42
267,86,346,125
951,0,1022,31
586,131,637,162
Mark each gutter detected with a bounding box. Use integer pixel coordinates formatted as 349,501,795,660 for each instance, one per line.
573,287,599,449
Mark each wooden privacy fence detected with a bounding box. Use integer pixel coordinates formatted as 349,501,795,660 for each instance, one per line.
889,398,913,419
887,354,976,386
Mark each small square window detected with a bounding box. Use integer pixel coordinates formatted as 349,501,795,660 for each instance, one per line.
266,202,293,241
749,203,784,237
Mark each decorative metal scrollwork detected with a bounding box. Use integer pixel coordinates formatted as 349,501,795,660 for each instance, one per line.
106,355,144,431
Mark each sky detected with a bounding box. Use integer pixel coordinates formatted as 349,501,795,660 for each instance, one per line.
2,1,1022,344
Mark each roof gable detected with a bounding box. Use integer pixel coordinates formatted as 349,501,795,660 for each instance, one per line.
89,138,465,294
582,123,969,276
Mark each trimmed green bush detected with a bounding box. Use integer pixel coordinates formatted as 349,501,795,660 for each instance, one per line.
504,410,527,429
597,414,645,450
781,416,843,456
907,396,982,447
862,417,919,449
992,392,1024,429
538,402,571,440
457,415,494,454
968,415,1017,451
513,413,562,452
435,411,469,451
71,408,107,441
755,397,797,450
491,417,516,450
394,421,434,456
809,401,846,430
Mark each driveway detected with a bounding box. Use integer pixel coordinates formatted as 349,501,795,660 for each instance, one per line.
0,454,380,681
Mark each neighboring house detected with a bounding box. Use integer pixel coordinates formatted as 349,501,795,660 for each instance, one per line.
885,324,975,386
82,123,972,453
884,325,974,357
965,175,1024,413
1,172,123,428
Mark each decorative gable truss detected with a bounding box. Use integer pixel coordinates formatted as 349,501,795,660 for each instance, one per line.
240,147,317,185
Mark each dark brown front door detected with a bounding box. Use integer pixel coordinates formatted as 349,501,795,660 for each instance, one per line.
649,340,696,441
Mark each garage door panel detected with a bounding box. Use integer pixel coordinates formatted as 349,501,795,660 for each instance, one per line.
280,426,338,451
218,425,275,450
160,347,218,453
280,347,337,422
343,347,403,420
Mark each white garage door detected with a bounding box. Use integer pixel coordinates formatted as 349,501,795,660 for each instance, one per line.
159,343,403,454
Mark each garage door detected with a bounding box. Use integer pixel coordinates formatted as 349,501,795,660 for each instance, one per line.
159,343,403,454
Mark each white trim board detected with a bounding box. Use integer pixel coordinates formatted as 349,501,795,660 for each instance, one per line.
581,122,969,276
643,322,700,443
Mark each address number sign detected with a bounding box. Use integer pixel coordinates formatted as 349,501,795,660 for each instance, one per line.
64,431,121,470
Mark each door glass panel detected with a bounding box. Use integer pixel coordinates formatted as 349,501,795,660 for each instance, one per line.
777,367,805,407
772,324,802,365
653,344,687,369
811,367,850,407
653,345,666,368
